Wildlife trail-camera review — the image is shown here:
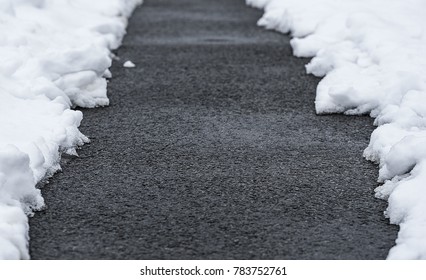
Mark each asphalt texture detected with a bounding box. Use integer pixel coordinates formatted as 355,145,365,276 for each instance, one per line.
29,0,398,259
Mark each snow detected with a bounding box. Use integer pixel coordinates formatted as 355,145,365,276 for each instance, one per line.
123,60,136,68
247,0,426,259
0,0,142,259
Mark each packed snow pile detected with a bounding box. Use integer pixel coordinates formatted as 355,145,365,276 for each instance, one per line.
247,0,426,259
0,0,141,259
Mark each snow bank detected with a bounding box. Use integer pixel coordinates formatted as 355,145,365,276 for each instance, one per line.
247,0,426,259
0,0,142,259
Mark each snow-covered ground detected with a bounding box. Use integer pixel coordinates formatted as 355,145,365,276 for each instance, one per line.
247,0,426,259
0,0,141,259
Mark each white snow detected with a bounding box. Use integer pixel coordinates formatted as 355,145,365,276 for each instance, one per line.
247,0,426,259
123,60,136,68
0,0,142,259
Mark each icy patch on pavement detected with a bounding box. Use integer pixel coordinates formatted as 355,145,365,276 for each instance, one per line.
247,0,426,259
0,0,142,259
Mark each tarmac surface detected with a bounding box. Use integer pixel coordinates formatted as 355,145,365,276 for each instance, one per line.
29,0,398,259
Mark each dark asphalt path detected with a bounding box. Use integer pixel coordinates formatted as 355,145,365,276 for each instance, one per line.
29,0,398,259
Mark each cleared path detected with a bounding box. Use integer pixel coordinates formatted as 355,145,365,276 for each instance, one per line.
29,0,398,259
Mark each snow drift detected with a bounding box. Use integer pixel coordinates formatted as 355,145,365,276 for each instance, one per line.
247,0,426,259
0,0,141,259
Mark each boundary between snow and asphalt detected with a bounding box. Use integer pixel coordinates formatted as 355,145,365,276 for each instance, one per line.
29,0,397,260
247,0,426,259
0,0,142,259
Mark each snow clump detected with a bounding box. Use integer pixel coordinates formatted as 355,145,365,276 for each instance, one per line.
123,60,136,68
